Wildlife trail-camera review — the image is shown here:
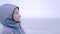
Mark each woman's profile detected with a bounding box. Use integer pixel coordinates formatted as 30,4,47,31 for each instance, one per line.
0,4,25,34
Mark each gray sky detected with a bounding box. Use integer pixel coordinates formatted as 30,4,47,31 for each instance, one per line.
0,0,60,19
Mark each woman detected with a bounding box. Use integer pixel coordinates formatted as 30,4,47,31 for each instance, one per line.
0,4,25,34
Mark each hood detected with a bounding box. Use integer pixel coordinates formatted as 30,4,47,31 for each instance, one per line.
0,4,21,29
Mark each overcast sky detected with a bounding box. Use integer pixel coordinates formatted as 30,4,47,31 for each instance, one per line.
0,0,60,19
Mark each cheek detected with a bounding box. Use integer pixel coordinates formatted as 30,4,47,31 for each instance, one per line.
13,15,20,20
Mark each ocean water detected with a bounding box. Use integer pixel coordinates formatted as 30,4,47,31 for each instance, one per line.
21,19,60,34
0,19,60,34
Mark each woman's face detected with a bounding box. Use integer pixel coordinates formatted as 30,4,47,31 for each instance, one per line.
13,8,21,21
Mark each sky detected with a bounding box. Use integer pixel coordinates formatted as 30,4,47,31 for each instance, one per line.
0,0,60,19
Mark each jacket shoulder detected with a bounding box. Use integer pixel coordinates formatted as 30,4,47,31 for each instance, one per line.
2,29,14,34
0,26,14,34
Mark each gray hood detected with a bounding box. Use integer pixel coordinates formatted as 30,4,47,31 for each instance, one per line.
0,4,21,29
0,4,25,34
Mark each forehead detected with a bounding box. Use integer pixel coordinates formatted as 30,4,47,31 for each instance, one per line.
14,8,19,13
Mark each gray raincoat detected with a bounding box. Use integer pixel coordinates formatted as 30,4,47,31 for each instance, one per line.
0,4,25,34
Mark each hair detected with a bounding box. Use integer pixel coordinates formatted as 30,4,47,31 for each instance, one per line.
12,7,19,22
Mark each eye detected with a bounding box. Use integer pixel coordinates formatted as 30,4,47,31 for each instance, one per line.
15,12,18,14
14,11,19,15
14,8,19,15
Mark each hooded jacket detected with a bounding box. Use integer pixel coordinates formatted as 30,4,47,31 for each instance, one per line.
0,4,25,34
